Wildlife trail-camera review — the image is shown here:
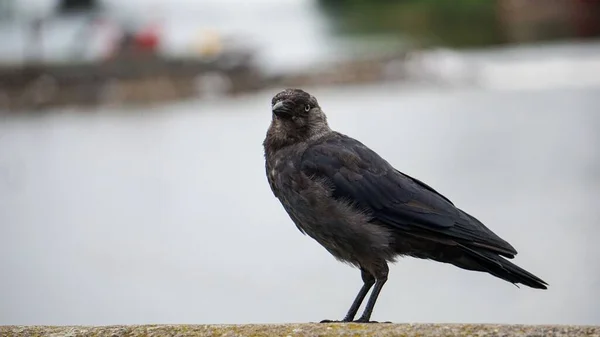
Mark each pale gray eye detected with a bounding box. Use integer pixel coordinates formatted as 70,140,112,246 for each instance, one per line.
304,104,311,112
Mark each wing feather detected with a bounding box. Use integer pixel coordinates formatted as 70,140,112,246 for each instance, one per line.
301,133,517,258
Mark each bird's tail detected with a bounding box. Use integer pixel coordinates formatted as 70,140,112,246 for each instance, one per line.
459,245,548,289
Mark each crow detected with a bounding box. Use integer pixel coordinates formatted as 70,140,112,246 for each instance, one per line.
262,88,547,323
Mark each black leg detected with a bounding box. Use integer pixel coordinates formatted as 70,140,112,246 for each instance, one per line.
343,268,375,321
320,268,375,323
354,263,389,323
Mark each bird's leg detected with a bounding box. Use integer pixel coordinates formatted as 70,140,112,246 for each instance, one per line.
353,262,389,323
341,268,375,322
320,268,375,323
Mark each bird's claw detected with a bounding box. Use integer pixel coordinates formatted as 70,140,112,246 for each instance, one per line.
319,319,347,323
352,319,392,324
320,318,392,324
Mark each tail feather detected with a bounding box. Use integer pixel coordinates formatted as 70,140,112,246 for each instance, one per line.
459,245,548,289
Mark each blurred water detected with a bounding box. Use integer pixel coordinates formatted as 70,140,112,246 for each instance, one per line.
1,80,599,325
1,0,600,327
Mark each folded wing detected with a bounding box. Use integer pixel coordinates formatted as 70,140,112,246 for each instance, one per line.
301,133,517,258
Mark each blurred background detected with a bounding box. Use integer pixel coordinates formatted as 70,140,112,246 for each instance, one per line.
1,0,600,327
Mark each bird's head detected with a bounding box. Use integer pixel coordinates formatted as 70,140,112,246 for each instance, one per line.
264,88,331,151
270,88,318,121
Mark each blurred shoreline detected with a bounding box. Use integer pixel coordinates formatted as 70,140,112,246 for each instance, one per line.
1,38,600,113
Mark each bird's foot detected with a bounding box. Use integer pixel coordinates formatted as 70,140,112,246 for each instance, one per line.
352,318,392,324
319,319,349,323
320,318,392,324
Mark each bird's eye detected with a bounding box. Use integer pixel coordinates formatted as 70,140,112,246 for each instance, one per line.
304,104,311,112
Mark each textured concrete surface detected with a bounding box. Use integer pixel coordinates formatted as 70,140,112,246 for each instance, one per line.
1,324,599,337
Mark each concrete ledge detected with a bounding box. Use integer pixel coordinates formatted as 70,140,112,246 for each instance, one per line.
1,323,599,337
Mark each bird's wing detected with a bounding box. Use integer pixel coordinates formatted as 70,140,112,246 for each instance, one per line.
300,133,517,257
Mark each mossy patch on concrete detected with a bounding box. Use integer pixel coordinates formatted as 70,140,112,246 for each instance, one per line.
1,323,599,337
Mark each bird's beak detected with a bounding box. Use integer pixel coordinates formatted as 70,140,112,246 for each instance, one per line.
272,100,292,118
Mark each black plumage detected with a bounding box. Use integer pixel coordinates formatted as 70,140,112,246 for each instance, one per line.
263,88,547,323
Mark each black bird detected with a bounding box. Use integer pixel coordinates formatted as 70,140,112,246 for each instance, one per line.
263,88,547,323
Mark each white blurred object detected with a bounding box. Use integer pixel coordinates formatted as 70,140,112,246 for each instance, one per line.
419,48,477,85
405,42,600,90
403,48,479,86
478,57,600,90
194,71,232,99
190,29,223,59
